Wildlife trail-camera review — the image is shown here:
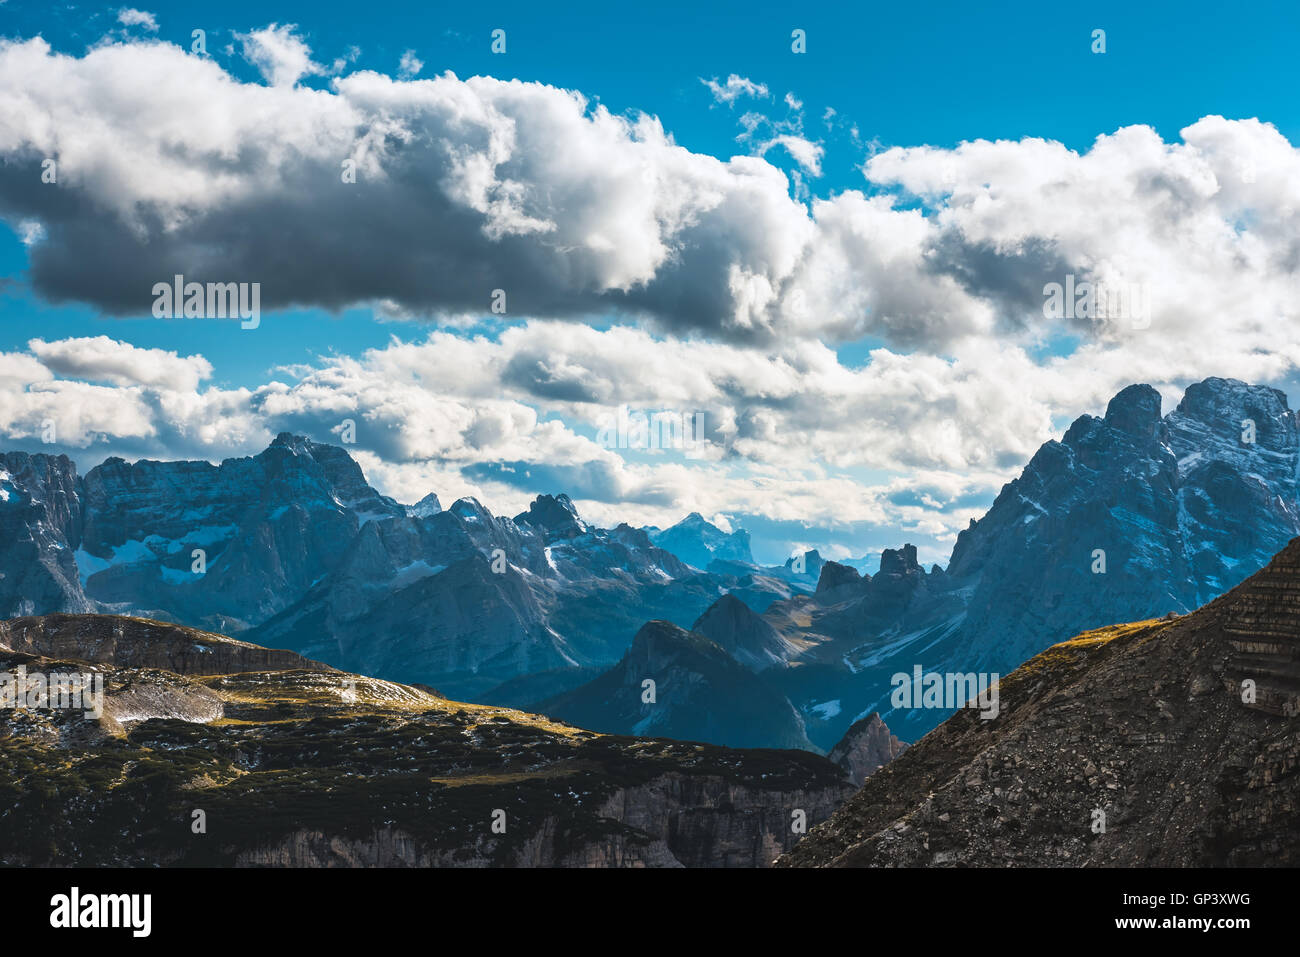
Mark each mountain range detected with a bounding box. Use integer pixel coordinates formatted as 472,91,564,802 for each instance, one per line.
3,376,1297,758
0,437,808,704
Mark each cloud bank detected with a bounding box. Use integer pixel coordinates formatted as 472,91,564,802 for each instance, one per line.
0,32,1295,352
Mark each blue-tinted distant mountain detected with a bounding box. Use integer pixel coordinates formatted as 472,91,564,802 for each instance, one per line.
514,492,587,539
0,438,787,700
781,548,825,585
690,592,800,671
406,492,442,518
710,377,1300,748
0,451,92,618
76,433,406,633
0,434,405,631
537,619,816,751
645,512,752,569
245,491,787,699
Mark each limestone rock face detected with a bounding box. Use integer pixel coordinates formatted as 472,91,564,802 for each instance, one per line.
777,536,1300,868
1219,540,1300,716
0,452,91,618
77,434,406,633
815,561,862,599
0,613,334,676
827,712,908,786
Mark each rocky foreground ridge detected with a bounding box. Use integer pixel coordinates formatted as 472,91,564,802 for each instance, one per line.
777,536,1300,867
0,614,852,867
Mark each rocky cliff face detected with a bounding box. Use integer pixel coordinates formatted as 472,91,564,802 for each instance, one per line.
826,712,908,786
77,434,406,633
232,776,847,868
815,561,863,599
0,613,334,676
0,452,91,618
0,614,852,868
778,535,1300,867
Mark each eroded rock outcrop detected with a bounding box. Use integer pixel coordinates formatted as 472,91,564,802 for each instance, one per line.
827,712,908,786
0,613,334,676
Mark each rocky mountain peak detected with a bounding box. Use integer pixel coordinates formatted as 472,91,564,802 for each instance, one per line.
1178,375,1291,420
1103,382,1164,439
624,619,713,671
645,512,753,569
540,618,815,751
259,434,402,518
513,493,586,539
407,492,443,518
449,496,492,522
1167,376,1298,470
784,549,825,579
878,543,921,577
691,593,794,670
269,431,312,453
816,561,863,594
826,712,908,786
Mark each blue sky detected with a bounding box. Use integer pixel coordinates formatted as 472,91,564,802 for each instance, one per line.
1,0,1299,564
8,0,1297,165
